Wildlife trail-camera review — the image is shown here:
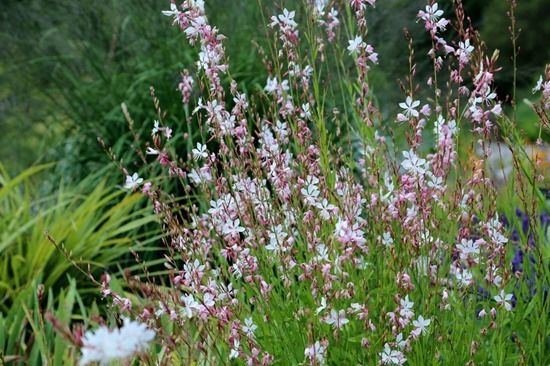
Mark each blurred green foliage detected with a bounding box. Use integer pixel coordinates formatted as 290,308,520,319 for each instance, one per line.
0,0,267,179
481,0,550,94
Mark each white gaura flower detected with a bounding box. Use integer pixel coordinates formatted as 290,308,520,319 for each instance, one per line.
189,0,205,12
192,143,208,160
381,231,393,246
316,297,327,314
452,266,473,287
399,96,421,118
264,77,278,94
270,8,298,29
422,3,444,22
301,103,312,120
532,75,543,94
412,315,431,335
188,167,212,185
242,317,257,338
151,120,160,135
315,199,337,220
347,35,365,55
124,173,143,190
266,225,288,252
399,295,414,320
229,339,240,359
79,318,155,366
457,39,474,62
395,333,407,349
324,309,349,329
304,340,327,364
494,290,514,311
222,218,246,236
456,238,481,263
180,294,201,319
312,0,329,15
401,149,427,176
202,292,215,307
161,3,180,19
313,243,330,262
433,114,446,137
301,182,320,205
379,343,406,365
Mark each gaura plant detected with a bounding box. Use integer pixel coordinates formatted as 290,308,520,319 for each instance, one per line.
57,1,550,365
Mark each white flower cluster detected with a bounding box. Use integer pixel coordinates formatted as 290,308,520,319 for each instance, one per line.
80,318,155,365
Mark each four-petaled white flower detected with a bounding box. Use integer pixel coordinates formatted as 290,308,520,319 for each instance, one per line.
401,150,427,176
124,173,143,190
271,8,298,29
313,0,329,14
347,35,365,55
457,238,481,263
202,293,215,307
379,343,406,365
315,199,337,220
399,96,421,118
266,225,288,252
381,232,393,246
314,244,330,262
454,267,473,287
324,309,349,329
395,333,407,349
192,143,208,160
222,219,246,236
399,295,415,319
494,290,513,311
457,39,474,62
301,103,312,120
278,8,297,27
412,315,431,335
180,294,201,319
423,3,444,22
242,317,257,338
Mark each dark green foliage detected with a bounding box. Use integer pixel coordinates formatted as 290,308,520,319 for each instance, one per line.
0,0,267,180
481,0,550,96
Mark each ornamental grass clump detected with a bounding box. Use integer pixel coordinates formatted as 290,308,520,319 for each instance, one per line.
58,1,549,364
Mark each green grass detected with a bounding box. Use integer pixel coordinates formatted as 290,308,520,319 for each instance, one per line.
0,278,88,365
